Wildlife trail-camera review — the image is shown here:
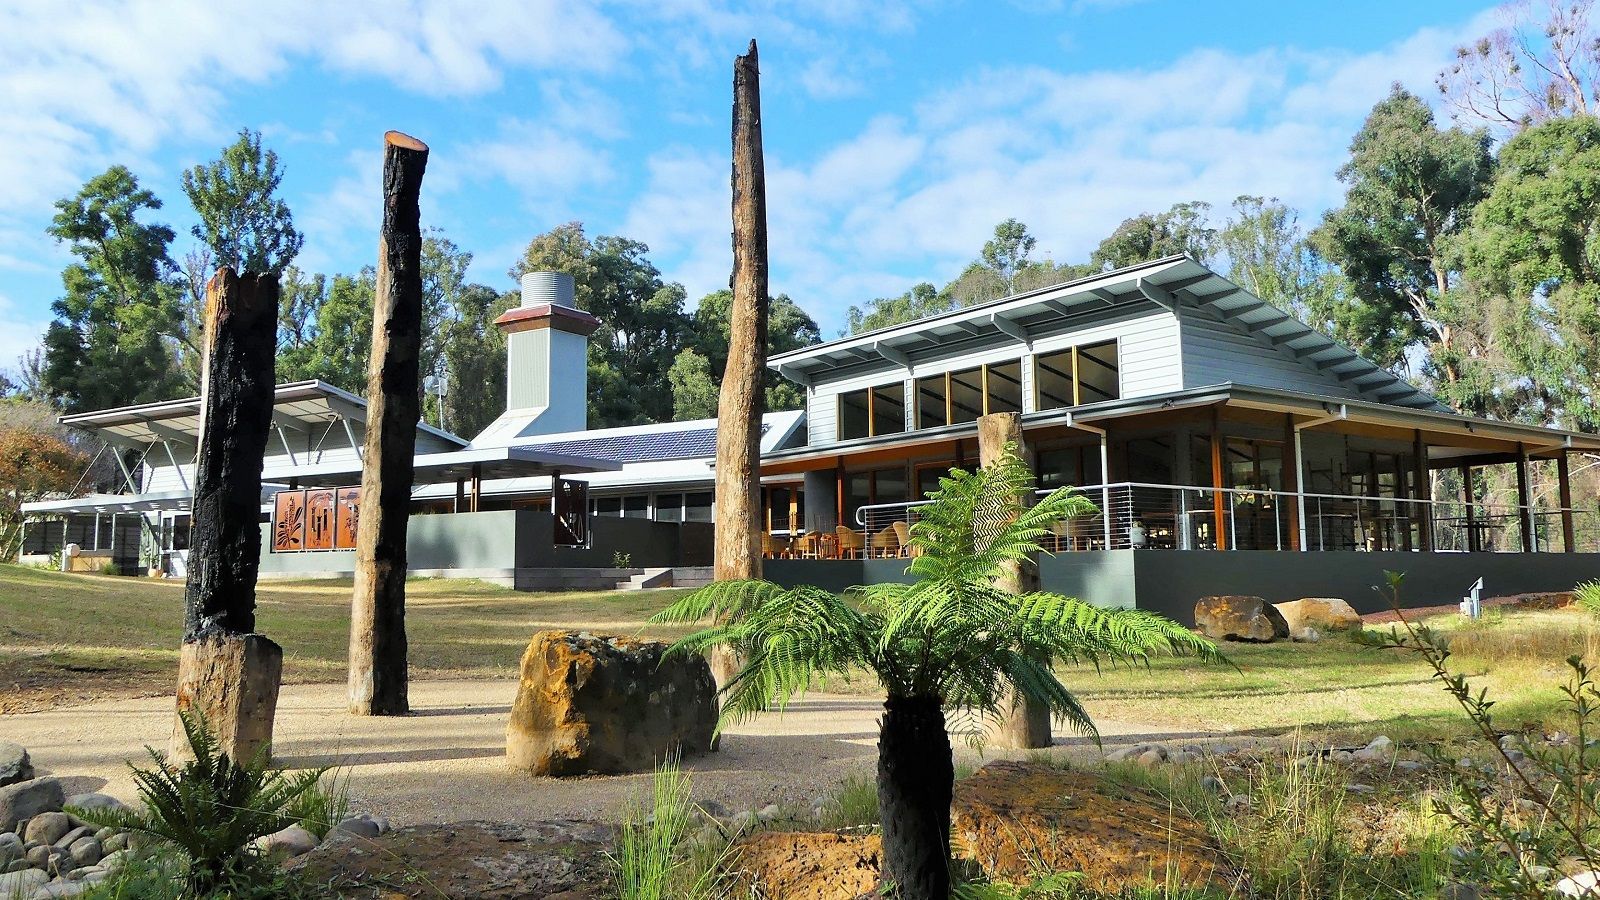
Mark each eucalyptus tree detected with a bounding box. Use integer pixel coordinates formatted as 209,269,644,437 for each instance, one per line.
654,451,1221,899
181,128,303,275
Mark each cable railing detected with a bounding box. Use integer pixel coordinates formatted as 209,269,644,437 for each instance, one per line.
849,482,1600,554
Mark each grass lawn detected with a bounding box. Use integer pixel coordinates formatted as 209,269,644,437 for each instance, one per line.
4,562,1593,746
0,564,690,713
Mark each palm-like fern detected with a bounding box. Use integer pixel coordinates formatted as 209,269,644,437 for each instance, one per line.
71,711,327,897
653,448,1223,899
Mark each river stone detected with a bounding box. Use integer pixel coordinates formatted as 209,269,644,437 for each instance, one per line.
506,631,717,776
1274,598,1362,634
0,745,31,788
100,833,128,854
253,824,318,858
1194,596,1289,642
52,827,93,850
67,837,100,868
735,832,883,900
23,813,69,847
951,761,1230,893
0,779,62,835
0,869,47,896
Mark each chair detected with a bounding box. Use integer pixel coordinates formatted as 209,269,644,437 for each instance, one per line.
871,526,899,558
835,525,866,559
791,532,818,559
892,520,917,557
761,532,789,559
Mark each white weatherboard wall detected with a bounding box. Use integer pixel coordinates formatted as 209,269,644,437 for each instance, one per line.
1178,310,1365,400
804,309,1185,446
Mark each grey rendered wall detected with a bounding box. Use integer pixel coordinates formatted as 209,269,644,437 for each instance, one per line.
1129,551,1600,625
257,509,711,577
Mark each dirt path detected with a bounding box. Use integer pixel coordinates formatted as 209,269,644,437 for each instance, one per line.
2,680,1224,825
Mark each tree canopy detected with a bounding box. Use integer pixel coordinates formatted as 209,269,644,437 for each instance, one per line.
181,129,304,276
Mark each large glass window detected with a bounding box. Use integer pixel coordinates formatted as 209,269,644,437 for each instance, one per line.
1034,340,1121,410
916,375,947,429
949,367,984,425
838,382,906,439
622,496,649,519
1038,446,1103,489
986,360,1023,414
915,359,1024,428
655,493,684,522
684,492,714,523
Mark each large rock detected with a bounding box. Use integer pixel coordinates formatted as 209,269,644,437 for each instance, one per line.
0,744,31,788
1274,598,1362,634
735,832,882,900
0,869,47,897
289,820,611,899
951,762,1229,893
0,778,62,835
506,631,716,776
1194,596,1289,642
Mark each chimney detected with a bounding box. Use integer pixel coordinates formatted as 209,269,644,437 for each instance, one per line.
489,272,599,437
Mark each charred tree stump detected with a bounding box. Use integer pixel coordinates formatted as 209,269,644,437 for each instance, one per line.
978,412,1051,750
348,131,429,717
173,268,283,762
709,40,770,690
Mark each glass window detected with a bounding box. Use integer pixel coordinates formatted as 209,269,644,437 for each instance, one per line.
593,496,622,517
949,367,983,424
1035,350,1075,411
839,382,907,439
917,375,948,429
1038,447,1102,489
622,496,649,519
684,492,714,523
986,360,1023,414
1077,341,1119,402
655,493,684,522
839,389,870,440
872,382,906,436
873,468,908,504
844,472,873,527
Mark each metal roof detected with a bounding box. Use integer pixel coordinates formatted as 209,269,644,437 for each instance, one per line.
58,380,467,448
768,256,1444,412
259,444,620,489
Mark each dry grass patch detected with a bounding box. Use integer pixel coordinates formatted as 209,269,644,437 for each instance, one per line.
0,564,689,712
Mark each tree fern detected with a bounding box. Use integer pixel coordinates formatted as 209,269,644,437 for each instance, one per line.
652,447,1226,899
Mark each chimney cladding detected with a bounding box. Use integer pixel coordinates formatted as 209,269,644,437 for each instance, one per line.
520,271,576,309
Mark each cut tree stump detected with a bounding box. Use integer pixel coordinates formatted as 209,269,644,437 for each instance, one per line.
172,633,284,762
173,268,282,761
978,412,1051,750
349,131,429,717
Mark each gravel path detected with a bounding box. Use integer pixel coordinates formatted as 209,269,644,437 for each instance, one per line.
2,680,1220,825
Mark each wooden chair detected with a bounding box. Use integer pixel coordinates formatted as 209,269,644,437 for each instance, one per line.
892,520,917,557
1048,519,1073,552
871,526,900,558
761,532,789,559
835,525,866,559
791,532,818,559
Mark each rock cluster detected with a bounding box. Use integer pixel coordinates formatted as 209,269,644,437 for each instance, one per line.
1194,596,1290,642
506,630,718,776
1195,595,1366,643
0,774,134,900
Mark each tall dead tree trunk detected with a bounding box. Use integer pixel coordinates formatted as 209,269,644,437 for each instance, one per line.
978,412,1051,749
709,39,770,690
349,131,429,717
173,268,282,761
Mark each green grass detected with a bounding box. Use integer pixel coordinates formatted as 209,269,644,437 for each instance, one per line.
0,564,689,711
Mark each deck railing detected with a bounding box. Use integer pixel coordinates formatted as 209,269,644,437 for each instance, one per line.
850,482,1600,554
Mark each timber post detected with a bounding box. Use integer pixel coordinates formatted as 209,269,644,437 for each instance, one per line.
708,39,770,691
978,411,1050,750
172,268,283,762
348,131,429,716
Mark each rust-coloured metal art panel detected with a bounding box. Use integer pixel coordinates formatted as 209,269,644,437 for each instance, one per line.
305,489,336,550
335,487,361,550
272,491,305,552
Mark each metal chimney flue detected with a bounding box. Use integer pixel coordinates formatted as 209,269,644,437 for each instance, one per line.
520,271,576,309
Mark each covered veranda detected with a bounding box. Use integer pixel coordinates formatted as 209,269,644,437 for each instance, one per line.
756,384,1600,560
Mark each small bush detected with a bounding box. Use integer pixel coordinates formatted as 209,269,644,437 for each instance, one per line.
611,757,696,900
281,768,351,840
73,710,328,897
1575,580,1600,617
815,773,879,831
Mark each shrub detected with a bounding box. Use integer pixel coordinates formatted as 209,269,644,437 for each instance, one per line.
1366,572,1600,898
72,710,328,897
610,756,736,900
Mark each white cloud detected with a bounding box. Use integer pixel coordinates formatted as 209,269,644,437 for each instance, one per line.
625,11,1498,334
0,292,50,378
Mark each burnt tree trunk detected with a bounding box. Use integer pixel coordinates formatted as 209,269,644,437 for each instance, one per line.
348,131,428,717
709,39,769,689
173,268,282,762
877,694,954,900
978,412,1051,749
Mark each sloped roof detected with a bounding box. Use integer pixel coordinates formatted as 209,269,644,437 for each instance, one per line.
770,256,1443,411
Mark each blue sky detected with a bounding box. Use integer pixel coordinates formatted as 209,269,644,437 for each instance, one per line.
0,0,1507,373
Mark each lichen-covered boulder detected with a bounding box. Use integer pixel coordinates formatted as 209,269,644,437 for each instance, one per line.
1274,598,1362,634
0,744,32,788
735,832,882,900
1194,596,1289,642
0,777,62,835
951,762,1229,892
506,631,717,776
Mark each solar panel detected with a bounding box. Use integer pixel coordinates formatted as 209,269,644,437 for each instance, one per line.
515,423,770,462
